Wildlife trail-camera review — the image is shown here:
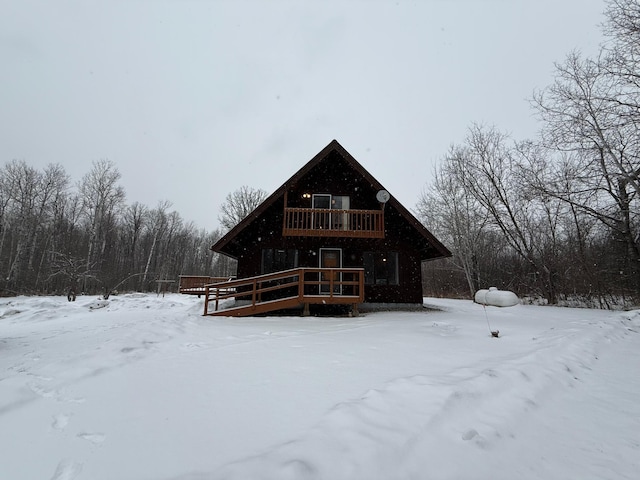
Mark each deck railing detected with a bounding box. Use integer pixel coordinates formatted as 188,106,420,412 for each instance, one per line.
204,267,365,316
283,208,384,238
179,275,235,295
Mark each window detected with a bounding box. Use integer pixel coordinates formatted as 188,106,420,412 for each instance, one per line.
312,194,331,229
331,196,350,230
261,249,298,274
331,196,349,210
312,194,331,209
363,252,398,285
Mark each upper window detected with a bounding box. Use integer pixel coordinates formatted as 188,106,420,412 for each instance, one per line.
312,194,331,209
363,251,399,285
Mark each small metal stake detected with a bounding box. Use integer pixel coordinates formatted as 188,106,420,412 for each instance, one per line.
483,304,500,338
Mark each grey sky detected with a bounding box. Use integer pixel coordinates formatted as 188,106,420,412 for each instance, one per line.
1,0,605,231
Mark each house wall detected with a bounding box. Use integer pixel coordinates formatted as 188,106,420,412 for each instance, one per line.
233,198,425,305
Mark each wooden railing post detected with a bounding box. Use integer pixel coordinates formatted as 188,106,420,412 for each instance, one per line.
298,269,305,300
329,268,334,298
204,285,209,315
252,279,257,307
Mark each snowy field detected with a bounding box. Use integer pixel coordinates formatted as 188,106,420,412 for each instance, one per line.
1,293,639,480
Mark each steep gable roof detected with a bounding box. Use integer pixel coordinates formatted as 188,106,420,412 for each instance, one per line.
211,139,450,259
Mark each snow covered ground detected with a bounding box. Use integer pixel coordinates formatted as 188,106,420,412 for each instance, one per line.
1,293,639,480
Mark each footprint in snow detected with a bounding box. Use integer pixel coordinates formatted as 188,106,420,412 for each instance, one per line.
462,429,489,449
77,432,106,445
50,459,83,480
27,372,53,382
29,383,56,399
52,413,71,431
29,383,86,404
462,429,479,441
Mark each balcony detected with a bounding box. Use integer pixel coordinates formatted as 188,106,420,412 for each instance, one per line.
283,207,384,238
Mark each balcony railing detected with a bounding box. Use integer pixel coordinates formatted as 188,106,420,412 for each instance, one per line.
283,207,384,238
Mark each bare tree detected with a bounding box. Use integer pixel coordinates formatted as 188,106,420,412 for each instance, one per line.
452,125,566,303
78,159,125,291
416,146,491,298
47,251,97,299
141,200,171,287
2,160,41,289
532,2,640,290
32,164,70,289
602,0,640,100
122,202,148,273
218,185,268,230
0,161,71,292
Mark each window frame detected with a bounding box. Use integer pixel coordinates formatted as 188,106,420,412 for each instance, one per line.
261,248,299,274
363,251,399,286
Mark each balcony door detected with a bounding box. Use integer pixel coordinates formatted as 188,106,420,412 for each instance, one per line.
319,248,342,294
312,194,331,229
312,194,350,231
332,195,350,230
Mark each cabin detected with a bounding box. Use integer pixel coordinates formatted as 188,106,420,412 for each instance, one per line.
203,140,450,316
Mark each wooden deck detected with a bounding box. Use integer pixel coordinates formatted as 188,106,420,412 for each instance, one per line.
178,276,235,296
282,207,384,238
204,267,365,317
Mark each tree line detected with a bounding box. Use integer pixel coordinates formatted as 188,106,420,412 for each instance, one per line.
419,0,640,308
5,0,638,310
0,159,242,297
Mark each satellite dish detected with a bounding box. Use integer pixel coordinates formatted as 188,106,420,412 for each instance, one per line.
376,190,390,203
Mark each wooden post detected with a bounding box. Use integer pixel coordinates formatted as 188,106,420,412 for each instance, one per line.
298,269,305,301
252,279,257,307
283,190,288,234
155,279,175,298
204,285,209,316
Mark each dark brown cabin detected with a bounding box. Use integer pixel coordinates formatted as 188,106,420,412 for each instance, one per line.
209,140,450,315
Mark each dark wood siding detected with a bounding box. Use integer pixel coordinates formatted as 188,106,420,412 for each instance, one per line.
285,151,382,211
233,192,425,304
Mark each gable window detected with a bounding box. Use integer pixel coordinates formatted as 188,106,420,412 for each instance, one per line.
261,248,299,274
312,194,331,210
363,251,398,285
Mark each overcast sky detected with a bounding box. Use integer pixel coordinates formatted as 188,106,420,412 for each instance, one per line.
1,0,606,231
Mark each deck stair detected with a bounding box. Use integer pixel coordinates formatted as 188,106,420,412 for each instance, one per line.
204,267,364,317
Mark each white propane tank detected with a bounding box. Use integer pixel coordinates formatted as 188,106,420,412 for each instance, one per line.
474,286,519,307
